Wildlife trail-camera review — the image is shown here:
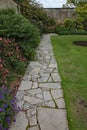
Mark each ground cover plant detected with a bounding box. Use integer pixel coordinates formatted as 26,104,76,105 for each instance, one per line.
51,35,87,130
0,86,17,130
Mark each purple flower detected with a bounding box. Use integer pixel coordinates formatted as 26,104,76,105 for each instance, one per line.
6,116,11,125
0,85,17,130
13,119,16,122
0,95,4,100
3,104,8,108
0,108,4,112
0,124,2,129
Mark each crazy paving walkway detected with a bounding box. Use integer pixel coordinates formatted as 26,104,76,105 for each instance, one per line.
9,34,69,130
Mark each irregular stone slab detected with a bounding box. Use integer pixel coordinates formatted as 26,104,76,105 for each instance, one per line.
27,107,36,118
17,101,24,110
51,73,61,82
31,75,38,82
30,67,41,75
23,102,31,110
55,98,65,109
9,112,28,130
28,88,42,96
32,74,40,79
46,68,53,73
53,68,58,73
24,96,44,105
38,77,48,83
43,91,52,101
19,81,32,90
36,93,43,99
40,73,49,79
42,101,55,108
44,56,51,60
29,115,37,126
40,69,48,74
16,91,24,101
23,74,31,81
49,64,57,68
50,57,56,63
29,61,42,68
49,53,54,56
38,108,69,130
48,76,53,82
39,83,61,90
42,65,47,69
51,89,63,99
28,126,39,130
32,82,38,89
44,59,50,63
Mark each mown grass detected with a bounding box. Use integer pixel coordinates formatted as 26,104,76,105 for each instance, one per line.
51,35,87,130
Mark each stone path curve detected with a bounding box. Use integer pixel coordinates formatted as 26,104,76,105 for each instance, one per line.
10,34,69,130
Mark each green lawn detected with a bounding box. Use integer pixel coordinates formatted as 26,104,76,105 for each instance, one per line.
51,35,87,130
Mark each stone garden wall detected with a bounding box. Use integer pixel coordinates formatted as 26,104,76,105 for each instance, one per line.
44,8,76,23
0,0,18,13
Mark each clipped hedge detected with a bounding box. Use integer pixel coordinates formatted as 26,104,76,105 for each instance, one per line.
58,30,87,35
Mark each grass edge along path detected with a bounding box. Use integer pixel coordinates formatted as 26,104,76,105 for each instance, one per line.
51,35,87,130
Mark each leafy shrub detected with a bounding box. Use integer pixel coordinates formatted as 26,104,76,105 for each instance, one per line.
31,20,43,34
42,17,56,33
0,86,17,130
0,8,40,60
18,41,36,60
54,23,66,33
0,8,40,41
74,18,84,30
55,19,76,34
75,3,87,31
64,19,76,31
0,37,27,87
54,18,86,35
0,37,26,72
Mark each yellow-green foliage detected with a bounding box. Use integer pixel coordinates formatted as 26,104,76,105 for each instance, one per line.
76,4,87,30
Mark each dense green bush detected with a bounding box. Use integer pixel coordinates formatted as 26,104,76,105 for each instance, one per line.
0,8,40,40
42,17,56,33
0,8,40,60
76,3,87,31
64,19,76,31
18,40,36,60
54,18,86,35
0,37,27,86
54,23,66,33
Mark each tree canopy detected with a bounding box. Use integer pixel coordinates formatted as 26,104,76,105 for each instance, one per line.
63,0,87,7
67,0,87,6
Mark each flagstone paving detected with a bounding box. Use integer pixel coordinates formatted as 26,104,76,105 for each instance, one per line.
9,34,69,130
